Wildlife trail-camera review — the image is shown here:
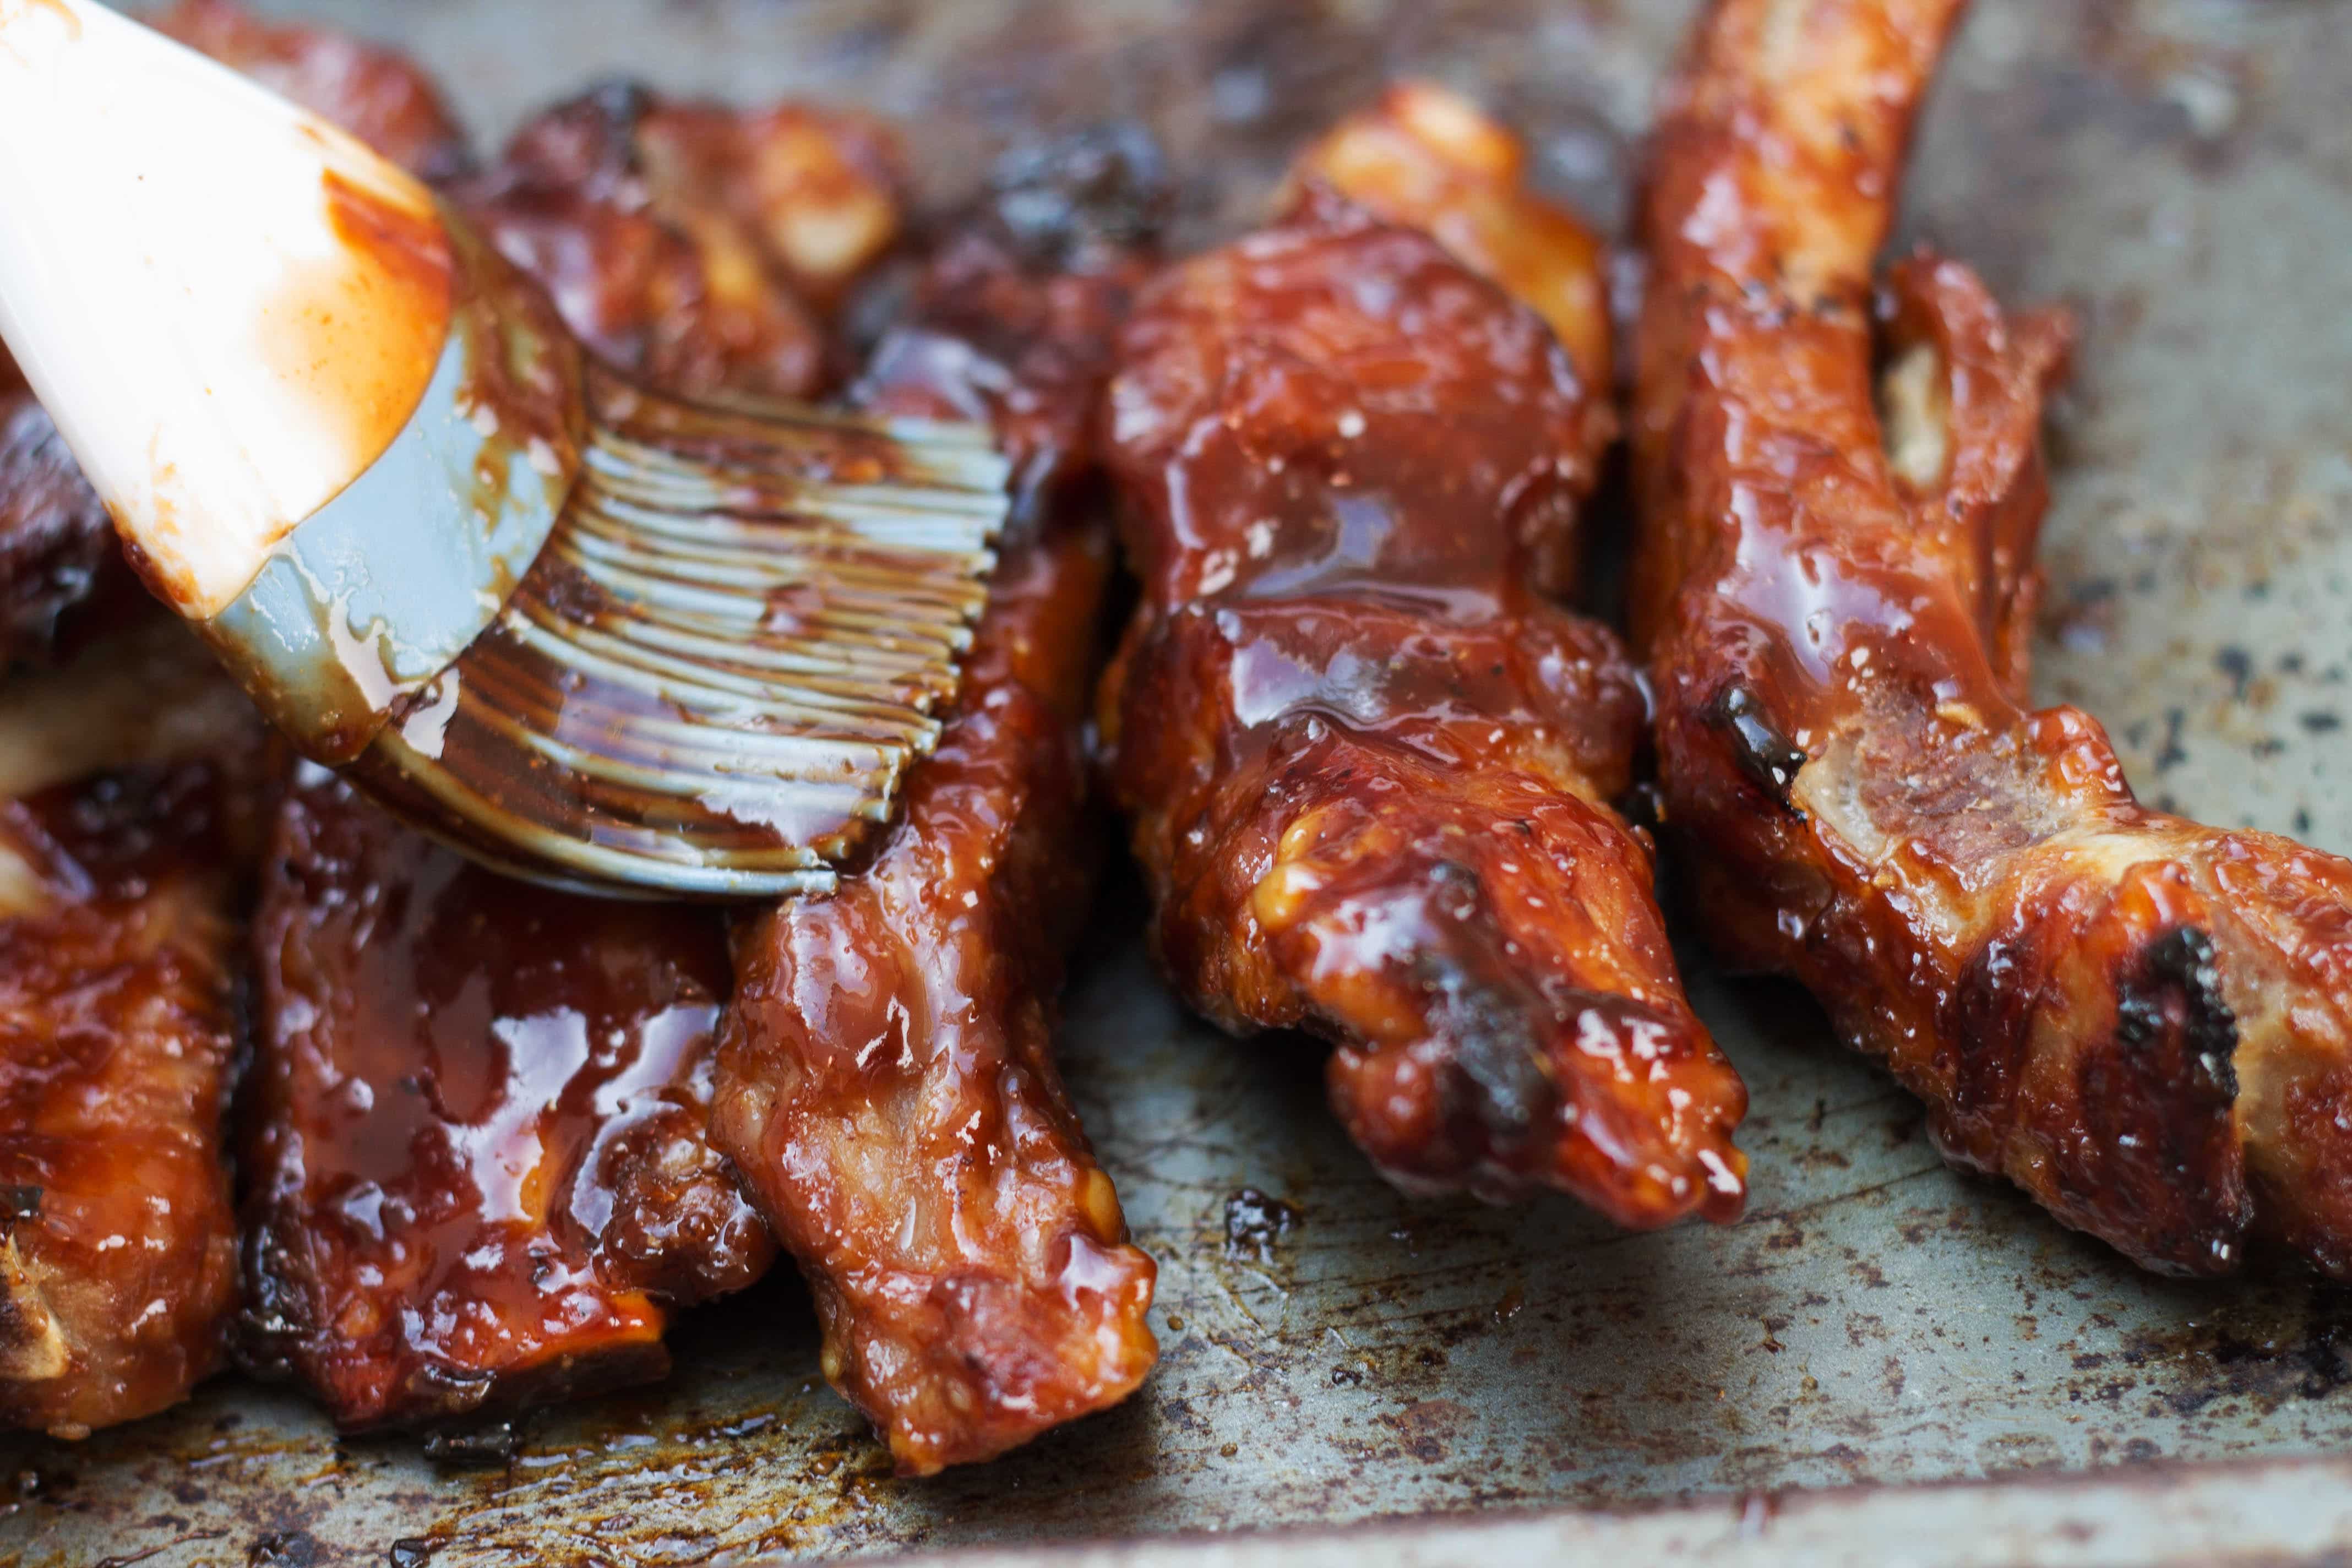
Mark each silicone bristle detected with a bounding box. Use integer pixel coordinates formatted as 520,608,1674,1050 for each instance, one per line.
357,366,1013,898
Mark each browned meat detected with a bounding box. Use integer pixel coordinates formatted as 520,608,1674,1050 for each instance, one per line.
454,83,905,400
714,130,1167,1475
0,771,241,1440
0,628,268,1437
1287,83,1611,413
1097,95,1747,1224
151,0,473,181
623,96,907,314
241,772,770,1429
1634,0,2352,1276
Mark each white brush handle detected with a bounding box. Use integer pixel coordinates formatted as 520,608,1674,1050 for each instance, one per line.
0,0,455,617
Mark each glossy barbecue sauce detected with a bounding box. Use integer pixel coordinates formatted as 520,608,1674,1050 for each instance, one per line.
1102,165,1747,1222
262,165,458,515
237,86,930,1430
357,359,981,885
713,130,1167,1476
0,758,249,1438
344,92,943,886
1107,193,1643,803
210,172,582,771
244,774,771,1427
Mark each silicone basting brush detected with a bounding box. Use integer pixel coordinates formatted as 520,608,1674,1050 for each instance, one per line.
0,0,1009,896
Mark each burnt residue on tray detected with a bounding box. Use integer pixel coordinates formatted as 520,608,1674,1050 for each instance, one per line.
2057,1282,2352,1429
1222,1190,1303,1265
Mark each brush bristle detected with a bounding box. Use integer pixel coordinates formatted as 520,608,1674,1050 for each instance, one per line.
356,366,1011,897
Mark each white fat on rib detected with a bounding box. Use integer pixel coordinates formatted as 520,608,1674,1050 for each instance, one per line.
1879,341,1952,490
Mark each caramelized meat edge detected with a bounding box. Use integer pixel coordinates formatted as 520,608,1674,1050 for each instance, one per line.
1633,0,2352,1276
0,630,268,1437
1098,93,1747,1222
714,131,1168,1476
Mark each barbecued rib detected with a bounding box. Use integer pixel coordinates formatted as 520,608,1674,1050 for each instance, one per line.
242,772,772,1428
714,130,1167,1475
1098,94,1747,1222
1634,0,2352,1276
0,627,266,1438
238,88,910,1428
453,82,905,402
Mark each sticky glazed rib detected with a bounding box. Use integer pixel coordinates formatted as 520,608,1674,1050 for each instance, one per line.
239,86,910,1427
714,131,1167,1475
1098,93,1748,1222
0,631,266,1437
453,83,905,402
242,773,771,1428
1634,0,2352,1275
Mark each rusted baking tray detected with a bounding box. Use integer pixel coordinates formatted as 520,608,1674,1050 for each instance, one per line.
8,1,2351,1563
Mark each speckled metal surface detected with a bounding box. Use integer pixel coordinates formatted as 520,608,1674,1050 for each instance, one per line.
7,1,2351,1564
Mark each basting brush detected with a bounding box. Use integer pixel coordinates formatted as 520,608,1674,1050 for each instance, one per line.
0,0,1009,897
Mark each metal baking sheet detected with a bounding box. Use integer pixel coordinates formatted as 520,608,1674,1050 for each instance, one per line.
8,0,2351,1562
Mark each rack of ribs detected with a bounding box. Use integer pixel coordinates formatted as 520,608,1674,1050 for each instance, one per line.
713,127,1168,1476
1633,0,2352,1276
1097,89,1749,1224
